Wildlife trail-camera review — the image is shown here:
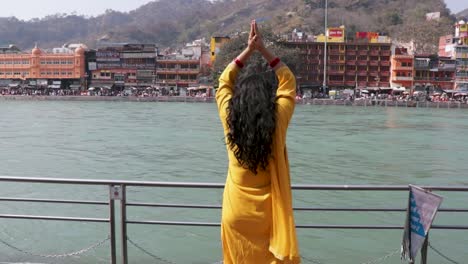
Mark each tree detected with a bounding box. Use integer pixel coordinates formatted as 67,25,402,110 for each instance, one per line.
212,26,301,87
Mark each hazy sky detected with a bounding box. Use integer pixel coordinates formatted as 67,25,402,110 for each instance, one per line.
0,0,466,20
0,0,154,20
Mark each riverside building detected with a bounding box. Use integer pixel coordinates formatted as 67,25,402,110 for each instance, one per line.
439,20,468,90
90,43,158,90
0,44,86,90
284,27,392,93
391,47,456,91
155,43,202,96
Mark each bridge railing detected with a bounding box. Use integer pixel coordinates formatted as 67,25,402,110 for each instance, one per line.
0,176,467,264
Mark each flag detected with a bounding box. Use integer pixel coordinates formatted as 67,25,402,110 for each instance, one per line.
401,185,443,262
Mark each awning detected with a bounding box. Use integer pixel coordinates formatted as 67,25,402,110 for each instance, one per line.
69,84,81,89
48,85,61,89
8,83,20,88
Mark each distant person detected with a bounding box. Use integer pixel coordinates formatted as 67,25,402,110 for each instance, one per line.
216,20,300,263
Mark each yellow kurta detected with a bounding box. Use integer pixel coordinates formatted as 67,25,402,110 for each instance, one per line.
216,63,300,264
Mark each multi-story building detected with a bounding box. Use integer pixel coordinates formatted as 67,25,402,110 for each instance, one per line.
285,31,391,91
90,43,157,90
439,20,468,90
210,36,230,65
155,55,200,94
413,55,455,90
0,44,86,89
391,47,413,89
454,45,468,90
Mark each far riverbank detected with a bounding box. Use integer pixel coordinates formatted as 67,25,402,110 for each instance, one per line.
1,95,468,109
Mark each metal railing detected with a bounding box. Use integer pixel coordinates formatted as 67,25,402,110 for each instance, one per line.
0,176,467,264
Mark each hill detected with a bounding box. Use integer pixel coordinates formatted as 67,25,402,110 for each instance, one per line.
0,0,457,54
457,8,468,19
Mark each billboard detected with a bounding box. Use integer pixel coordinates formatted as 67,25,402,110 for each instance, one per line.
316,27,345,43
328,28,343,38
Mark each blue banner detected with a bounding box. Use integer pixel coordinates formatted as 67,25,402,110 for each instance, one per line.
401,185,443,262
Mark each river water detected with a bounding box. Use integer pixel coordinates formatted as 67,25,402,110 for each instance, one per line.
0,101,467,263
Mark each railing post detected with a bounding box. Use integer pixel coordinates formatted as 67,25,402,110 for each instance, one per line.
121,185,128,264
109,185,117,264
420,233,429,264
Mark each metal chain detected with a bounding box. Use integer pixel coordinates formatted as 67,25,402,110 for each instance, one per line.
127,237,177,264
0,235,109,259
429,243,460,264
360,249,399,264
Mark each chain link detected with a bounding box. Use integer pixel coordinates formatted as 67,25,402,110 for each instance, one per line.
127,236,177,264
301,255,324,264
0,235,109,259
428,243,460,264
360,249,399,264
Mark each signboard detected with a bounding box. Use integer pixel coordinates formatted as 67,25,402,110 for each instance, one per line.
401,185,443,262
328,28,343,38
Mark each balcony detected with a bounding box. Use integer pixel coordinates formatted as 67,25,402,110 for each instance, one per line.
309,49,323,55
328,80,345,86
329,49,341,55
414,77,454,82
380,82,391,87
329,60,345,65
346,50,356,56
380,50,391,56
357,60,368,66
346,60,356,66
358,50,368,56
369,71,379,77
380,71,390,77
357,71,368,76
393,76,413,81
345,80,357,86
368,82,378,87
358,81,368,87
346,70,356,76
328,70,345,75
369,61,379,66
369,50,379,56
380,61,390,66
393,66,413,71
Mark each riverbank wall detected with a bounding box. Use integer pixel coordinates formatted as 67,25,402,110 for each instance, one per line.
1,95,468,109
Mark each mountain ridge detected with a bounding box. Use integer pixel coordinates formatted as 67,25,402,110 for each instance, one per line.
0,0,458,54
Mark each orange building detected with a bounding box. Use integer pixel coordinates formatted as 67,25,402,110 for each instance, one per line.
156,56,200,88
0,45,86,89
391,47,413,89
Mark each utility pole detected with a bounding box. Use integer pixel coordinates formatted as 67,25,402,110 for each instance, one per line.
322,0,328,95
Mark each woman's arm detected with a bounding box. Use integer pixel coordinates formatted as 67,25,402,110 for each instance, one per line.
216,21,257,112
253,21,295,126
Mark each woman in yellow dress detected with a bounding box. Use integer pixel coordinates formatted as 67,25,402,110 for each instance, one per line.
216,20,300,264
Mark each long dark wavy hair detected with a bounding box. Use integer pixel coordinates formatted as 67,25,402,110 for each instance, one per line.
226,70,277,174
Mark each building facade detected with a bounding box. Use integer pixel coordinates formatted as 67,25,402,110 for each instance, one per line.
286,36,392,91
438,20,468,90
210,36,230,65
90,43,157,89
391,47,413,89
0,45,85,89
413,55,455,90
155,55,200,91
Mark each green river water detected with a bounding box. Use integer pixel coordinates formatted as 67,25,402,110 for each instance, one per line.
0,101,467,263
